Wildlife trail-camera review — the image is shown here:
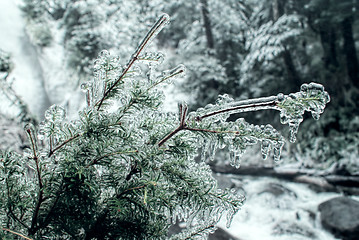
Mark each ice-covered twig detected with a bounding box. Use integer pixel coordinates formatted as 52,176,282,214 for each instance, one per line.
96,14,170,110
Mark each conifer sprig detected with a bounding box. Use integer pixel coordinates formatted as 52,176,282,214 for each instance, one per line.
95,14,170,110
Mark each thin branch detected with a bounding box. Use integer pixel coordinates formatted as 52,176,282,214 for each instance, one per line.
196,101,277,121
185,127,239,135
48,133,81,157
158,100,279,146
158,104,188,147
1,228,33,240
96,14,169,111
147,68,185,91
26,129,44,236
38,180,64,230
158,125,184,147
86,150,138,167
117,184,148,199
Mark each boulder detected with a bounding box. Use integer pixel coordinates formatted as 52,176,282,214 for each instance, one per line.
318,197,359,240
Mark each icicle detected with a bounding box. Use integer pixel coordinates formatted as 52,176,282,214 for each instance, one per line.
273,140,284,163
225,209,235,228
201,140,210,162
288,122,299,143
229,151,242,168
208,140,218,161
261,139,271,160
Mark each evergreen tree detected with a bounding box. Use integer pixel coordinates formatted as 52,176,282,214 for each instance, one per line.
0,15,330,239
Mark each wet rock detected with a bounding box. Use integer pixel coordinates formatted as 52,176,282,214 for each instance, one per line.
319,196,359,240
209,227,241,240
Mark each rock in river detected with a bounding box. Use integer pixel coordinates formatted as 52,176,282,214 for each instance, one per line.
318,196,359,240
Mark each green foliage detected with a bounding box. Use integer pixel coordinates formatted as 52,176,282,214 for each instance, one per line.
0,14,329,239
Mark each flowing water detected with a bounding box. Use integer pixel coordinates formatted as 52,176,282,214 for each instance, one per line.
216,175,342,240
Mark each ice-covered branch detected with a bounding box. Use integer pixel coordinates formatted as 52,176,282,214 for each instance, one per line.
95,14,170,110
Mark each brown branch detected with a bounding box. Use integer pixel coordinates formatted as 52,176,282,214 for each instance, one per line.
158,125,185,147
196,101,277,121
1,228,33,240
96,14,169,111
158,101,278,147
158,104,188,147
37,180,65,231
26,129,44,236
48,133,81,157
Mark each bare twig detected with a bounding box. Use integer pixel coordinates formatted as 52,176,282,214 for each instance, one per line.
1,228,33,240
196,101,277,121
96,14,169,111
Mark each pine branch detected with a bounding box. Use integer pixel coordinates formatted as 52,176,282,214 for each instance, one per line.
183,224,215,240
26,128,44,236
48,133,81,157
86,149,138,167
96,14,169,111
158,100,278,147
5,180,30,230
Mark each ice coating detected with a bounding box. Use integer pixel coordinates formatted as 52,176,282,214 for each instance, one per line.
44,104,66,122
133,13,170,57
138,51,164,69
155,64,186,86
191,83,329,164
229,151,242,169
39,105,67,144
277,82,330,143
